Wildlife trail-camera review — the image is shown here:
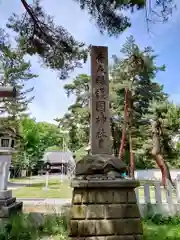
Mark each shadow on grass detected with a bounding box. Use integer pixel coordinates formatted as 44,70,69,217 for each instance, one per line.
9,181,70,189
22,181,70,188
8,182,47,189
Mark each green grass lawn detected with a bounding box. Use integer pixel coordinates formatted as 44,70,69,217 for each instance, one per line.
144,221,180,239
9,177,33,182
10,177,176,201
12,179,72,199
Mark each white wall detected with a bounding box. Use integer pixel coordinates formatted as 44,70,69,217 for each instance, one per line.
135,169,180,181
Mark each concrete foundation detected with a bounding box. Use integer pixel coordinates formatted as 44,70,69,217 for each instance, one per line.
69,179,143,240
0,190,22,218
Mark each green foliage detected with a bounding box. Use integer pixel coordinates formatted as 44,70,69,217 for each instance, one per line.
0,213,67,240
45,145,62,151
143,211,180,239
56,74,90,152
0,0,177,169
36,121,63,150
7,0,88,79
143,221,180,240
0,44,39,173
0,45,37,117
110,36,167,158
4,0,175,78
1,212,180,240
147,100,180,166
75,146,87,161
58,36,180,169
13,116,63,172
149,214,180,225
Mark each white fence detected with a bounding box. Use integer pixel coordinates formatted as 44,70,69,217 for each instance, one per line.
136,180,180,216
135,169,180,181
19,179,180,216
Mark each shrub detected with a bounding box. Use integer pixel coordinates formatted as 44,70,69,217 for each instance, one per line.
0,213,68,240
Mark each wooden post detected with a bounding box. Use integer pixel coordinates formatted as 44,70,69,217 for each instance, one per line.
44,171,49,190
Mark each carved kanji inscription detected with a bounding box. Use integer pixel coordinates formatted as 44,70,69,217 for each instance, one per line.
96,101,105,112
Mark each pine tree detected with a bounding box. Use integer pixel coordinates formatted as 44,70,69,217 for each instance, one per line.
147,100,180,186
0,45,37,121
0,44,37,172
55,74,90,149
110,35,166,177
5,0,174,79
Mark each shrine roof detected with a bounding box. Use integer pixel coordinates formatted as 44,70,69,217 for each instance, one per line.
42,151,75,165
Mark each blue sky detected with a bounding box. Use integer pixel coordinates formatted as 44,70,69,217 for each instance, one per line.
0,0,180,123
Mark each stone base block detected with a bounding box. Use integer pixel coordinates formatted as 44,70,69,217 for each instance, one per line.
0,191,23,218
69,179,143,239
0,197,16,207
0,201,23,218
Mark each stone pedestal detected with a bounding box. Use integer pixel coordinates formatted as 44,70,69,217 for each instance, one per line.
69,179,143,240
0,190,22,218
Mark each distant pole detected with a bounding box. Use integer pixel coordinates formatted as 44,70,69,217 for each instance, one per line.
44,171,49,190
60,164,64,182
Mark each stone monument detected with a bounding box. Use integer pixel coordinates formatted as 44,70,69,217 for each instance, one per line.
68,46,143,239
0,127,22,218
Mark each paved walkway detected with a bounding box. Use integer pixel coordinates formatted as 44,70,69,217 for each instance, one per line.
8,182,32,190
17,198,71,205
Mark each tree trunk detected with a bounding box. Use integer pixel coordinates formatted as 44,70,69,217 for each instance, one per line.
127,90,135,178
110,117,117,156
110,102,119,157
151,120,174,187
119,88,128,159
129,129,135,178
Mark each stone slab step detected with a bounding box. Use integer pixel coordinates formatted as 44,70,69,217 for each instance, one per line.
0,197,16,207
0,201,23,218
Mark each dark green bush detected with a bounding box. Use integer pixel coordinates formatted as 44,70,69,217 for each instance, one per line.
145,213,180,225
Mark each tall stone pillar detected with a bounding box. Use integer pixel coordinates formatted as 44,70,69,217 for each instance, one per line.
68,46,143,239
